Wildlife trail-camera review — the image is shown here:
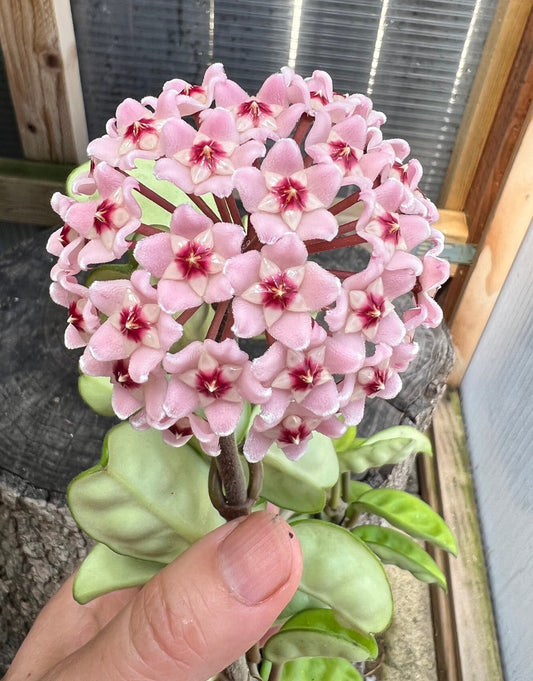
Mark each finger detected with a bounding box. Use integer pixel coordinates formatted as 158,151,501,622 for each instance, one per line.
5,575,139,680
42,511,301,681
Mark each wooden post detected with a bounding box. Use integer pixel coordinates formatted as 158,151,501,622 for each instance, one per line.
0,0,88,163
447,103,533,386
438,0,532,210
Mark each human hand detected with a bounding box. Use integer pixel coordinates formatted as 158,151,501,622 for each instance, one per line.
4,511,301,681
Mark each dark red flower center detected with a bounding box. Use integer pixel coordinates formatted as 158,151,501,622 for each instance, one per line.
195,367,232,399
119,304,151,343
310,90,329,105
67,301,84,331
93,199,117,234
174,241,212,279
168,419,193,438
261,272,298,309
124,117,157,142
363,368,390,396
183,84,206,99
189,139,227,171
279,420,311,446
113,359,140,389
357,294,386,329
289,356,323,392
329,140,358,172
59,224,76,247
237,99,273,123
377,212,400,242
271,177,308,213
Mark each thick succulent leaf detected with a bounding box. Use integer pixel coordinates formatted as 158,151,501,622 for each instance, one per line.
130,159,219,226
348,481,372,503
263,608,377,664
261,433,340,513
84,262,138,287
78,374,114,417
277,589,328,625
173,304,215,352
73,542,165,604
66,161,97,201
272,657,363,681
332,425,360,453
352,525,447,590
68,423,223,562
291,520,393,634
337,426,432,474
354,489,457,555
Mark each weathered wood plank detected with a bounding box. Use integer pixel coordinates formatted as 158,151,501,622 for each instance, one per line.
0,0,88,163
438,0,532,210
447,103,533,385
0,158,73,226
442,7,533,321
420,389,504,681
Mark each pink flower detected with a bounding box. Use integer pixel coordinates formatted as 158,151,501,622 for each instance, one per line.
244,403,345,462
49,284,100,349
252,324,340,425
155,108,264,196
226,234,340,350
327,275,405,346
61,163,141,269
162,62,227,116
339,345,402,425
87,92,179,169
234,138,342,243
85,270,182,384
214,69,306,143
80,353,168,424
163,339,270,437
134,204,244,313
306,110,396,187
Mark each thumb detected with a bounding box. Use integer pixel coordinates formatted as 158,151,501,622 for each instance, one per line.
44,511,302,681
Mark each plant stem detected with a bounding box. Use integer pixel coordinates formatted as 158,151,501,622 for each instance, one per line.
217,434,248,508
306,233,365,254
328,191,360,216
215,195,233,223
187,192,221,223
268,663,283,681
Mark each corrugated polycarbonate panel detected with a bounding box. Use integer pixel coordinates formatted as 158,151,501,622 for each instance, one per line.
0,1,499,202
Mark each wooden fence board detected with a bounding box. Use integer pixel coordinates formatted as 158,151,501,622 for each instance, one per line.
0,0,88,163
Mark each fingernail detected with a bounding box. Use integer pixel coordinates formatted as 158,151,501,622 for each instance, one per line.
218,511,295,605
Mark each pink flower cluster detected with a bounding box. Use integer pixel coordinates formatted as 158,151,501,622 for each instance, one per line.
48,64,448,462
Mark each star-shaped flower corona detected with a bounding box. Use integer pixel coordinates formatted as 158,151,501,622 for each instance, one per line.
48,63,449,463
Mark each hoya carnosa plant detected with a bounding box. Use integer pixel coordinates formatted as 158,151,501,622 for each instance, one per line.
49,64,454,681
49,63,447,465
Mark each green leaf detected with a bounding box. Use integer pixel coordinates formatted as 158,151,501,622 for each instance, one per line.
73,542,165,604
332,424,358,453
263,608,377,664
261,433,340,513
279,657,363,681
354,488,457,555
291,520,393,634
84,262,138,287
66,161,97,201
173,303,215,351
78,374,115,417
129,159,220,226
352,525,447,590
68,423,223,562
347,481,372,503
337,426,433,474
277,590,328,624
